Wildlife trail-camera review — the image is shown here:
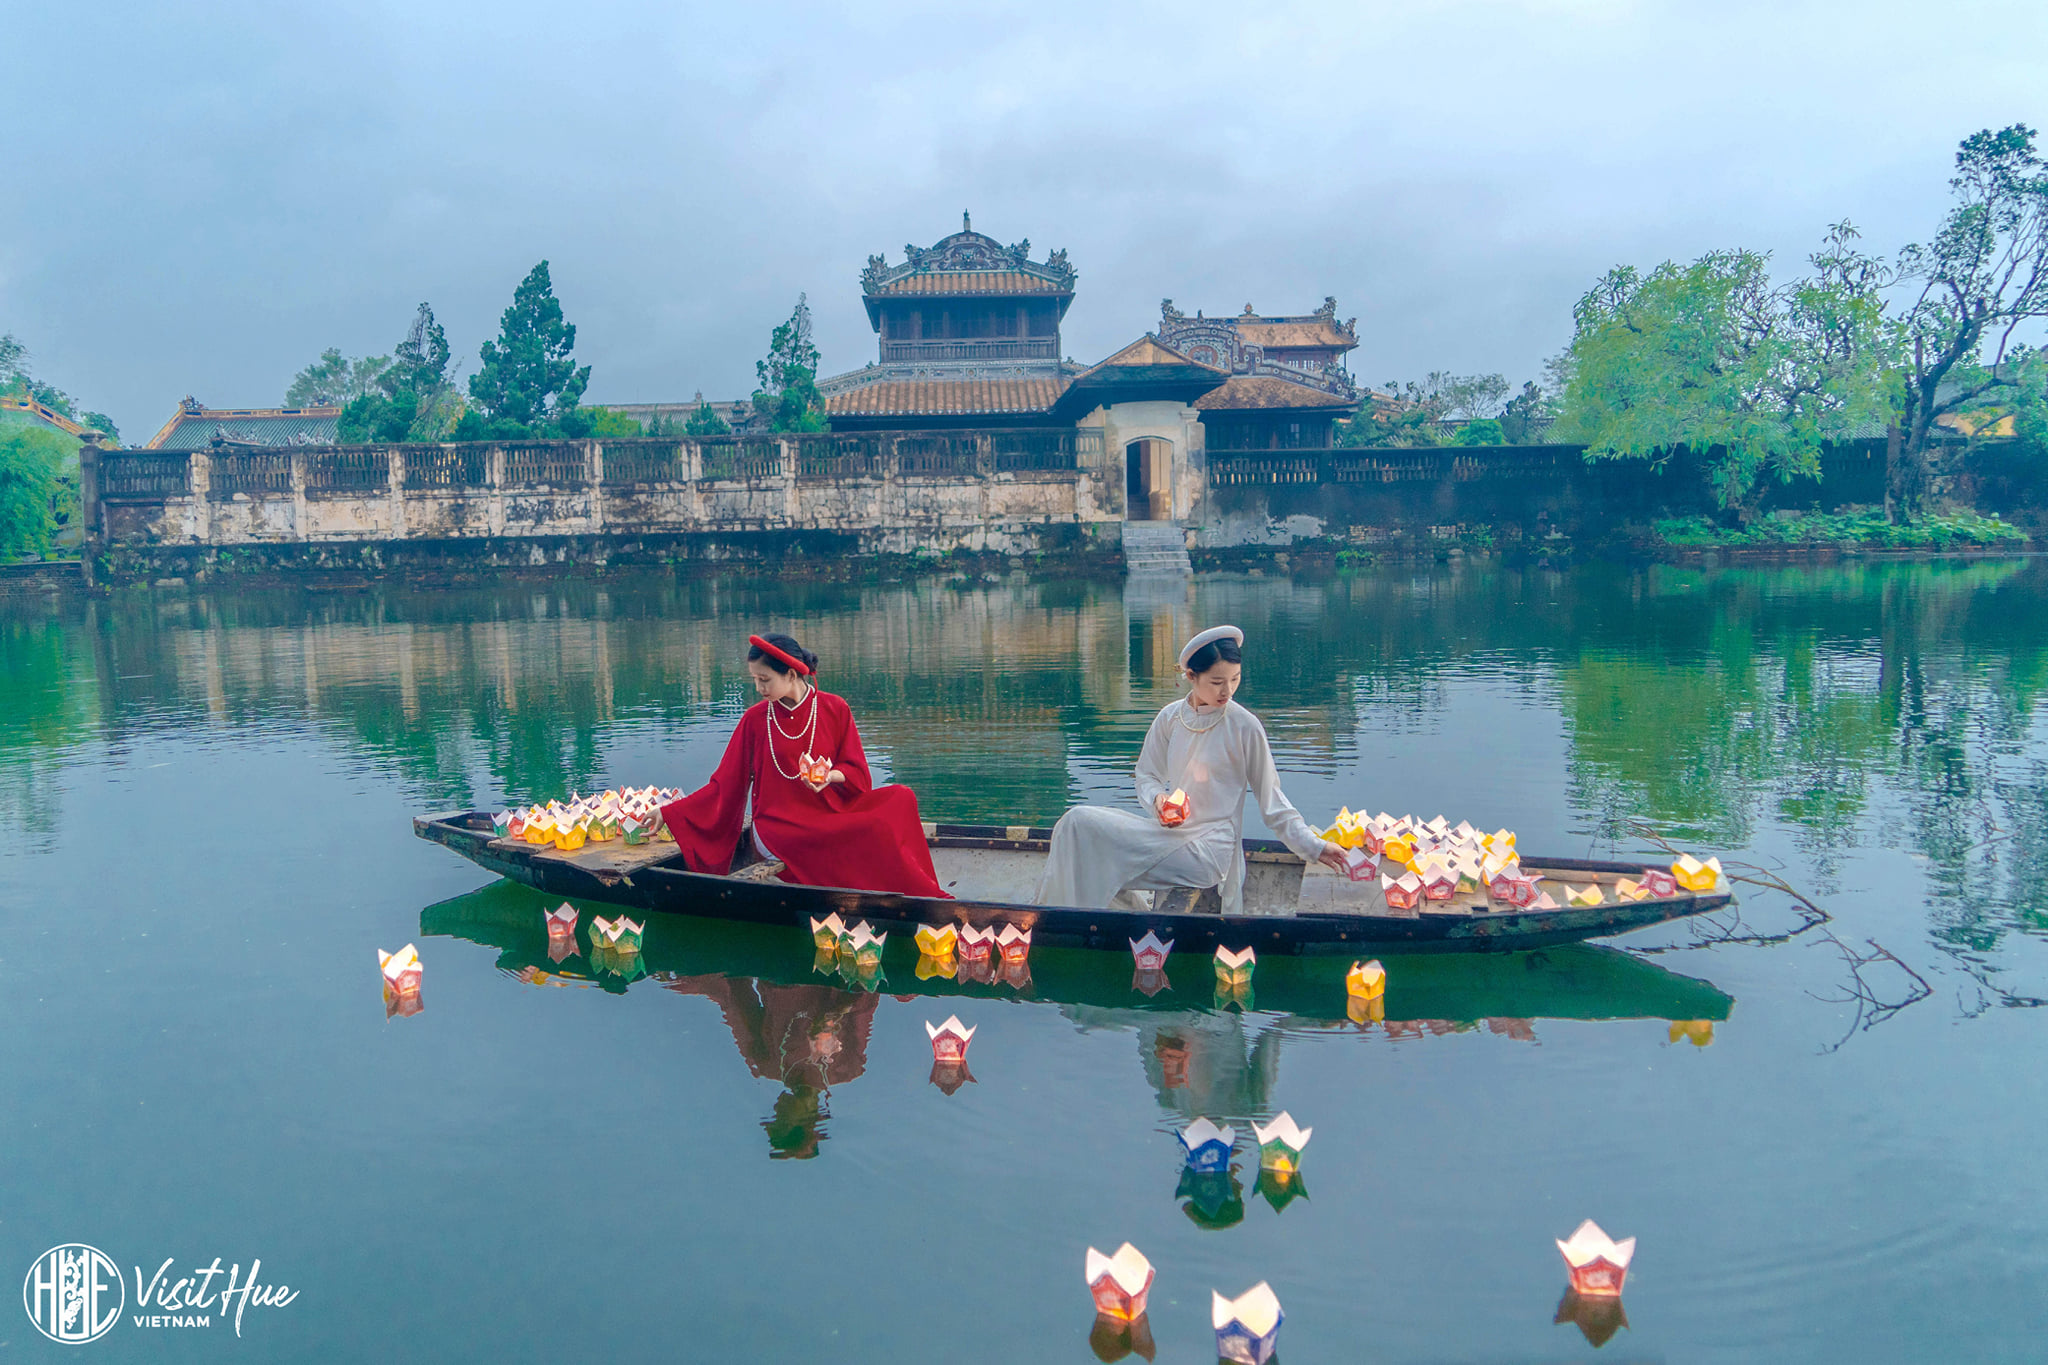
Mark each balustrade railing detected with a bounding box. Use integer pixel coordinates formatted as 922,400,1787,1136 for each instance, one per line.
97,454,191,498
208,453,294,499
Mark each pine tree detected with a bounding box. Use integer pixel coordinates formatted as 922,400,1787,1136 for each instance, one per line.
466,261,591,432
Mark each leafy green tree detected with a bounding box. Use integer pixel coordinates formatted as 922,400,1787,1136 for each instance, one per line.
467,262,591,433
286,348,391,408
752,295,827,432
1498,380,1552,443
1453,419,1505,445
581,407,644,437
0,425,70,559
684,399,732,436
1555,228,1892,510
1,334,117,441
1338,372,1508,447
1888,124,2048,519
337,304,466,443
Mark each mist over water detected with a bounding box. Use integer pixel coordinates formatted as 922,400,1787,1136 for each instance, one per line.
4,559,2046,1361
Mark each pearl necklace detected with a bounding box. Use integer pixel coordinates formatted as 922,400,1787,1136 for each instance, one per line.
766,687,820,781
1177,698,1230,734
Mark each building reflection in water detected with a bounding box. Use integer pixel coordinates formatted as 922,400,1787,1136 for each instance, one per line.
662,974,878,1160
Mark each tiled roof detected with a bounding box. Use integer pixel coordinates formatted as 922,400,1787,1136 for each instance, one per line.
1233,319,1355,350
824,376,1066,417
871,270,1071,297
1194,375,1359,412
146,404,341,451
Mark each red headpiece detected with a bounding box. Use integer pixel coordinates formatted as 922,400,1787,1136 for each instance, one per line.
748,634,811,676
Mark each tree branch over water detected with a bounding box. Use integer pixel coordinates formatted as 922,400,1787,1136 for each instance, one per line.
1808,932,1934,1052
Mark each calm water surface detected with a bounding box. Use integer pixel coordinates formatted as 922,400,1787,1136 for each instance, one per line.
4,560,2047,1362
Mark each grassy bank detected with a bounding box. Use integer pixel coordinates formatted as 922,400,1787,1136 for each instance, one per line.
1651,510,2028,551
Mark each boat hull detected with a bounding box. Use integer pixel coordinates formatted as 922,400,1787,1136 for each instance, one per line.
415,812,1734,955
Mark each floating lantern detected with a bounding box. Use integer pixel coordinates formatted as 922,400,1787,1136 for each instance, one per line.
1129,931,1173,972
844,922,887,970
377,943,423,995
1345,959,1387,999
1084,1243,1155,1322
1252,1112,1312,1173
1642,868,1678,898
1566,884,1605,908
1556,1219,1635,1296
1178,1117,1235,1172
957,924,996,963
1672,854,1723,892
1158,788,1190,828
810,913,847,953
1214,945,1256,989
591,914,644,952
996,924,1032,965
544,902,578,936
1381,872,1425,911
925,1015,975,1063
1212,1282,1283,1365
914,923,957,958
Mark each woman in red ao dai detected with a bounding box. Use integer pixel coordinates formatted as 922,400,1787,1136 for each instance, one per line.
659,632,947,898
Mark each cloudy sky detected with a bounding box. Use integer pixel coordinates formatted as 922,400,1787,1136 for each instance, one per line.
6,0,2045,441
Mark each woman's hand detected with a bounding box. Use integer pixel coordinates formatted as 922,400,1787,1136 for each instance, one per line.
805,769,846,794
1155,793,1188,828
1316,841,1350,871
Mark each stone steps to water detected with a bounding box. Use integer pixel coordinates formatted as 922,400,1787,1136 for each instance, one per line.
1121,521,1192,574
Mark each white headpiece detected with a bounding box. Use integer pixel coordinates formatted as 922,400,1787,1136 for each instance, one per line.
1178,625,1245,671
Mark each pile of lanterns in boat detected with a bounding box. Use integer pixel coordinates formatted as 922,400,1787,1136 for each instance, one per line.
1322,809,1724,911
491,787,681,852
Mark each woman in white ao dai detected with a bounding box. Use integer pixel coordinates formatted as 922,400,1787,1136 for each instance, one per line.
1034,626,1344,913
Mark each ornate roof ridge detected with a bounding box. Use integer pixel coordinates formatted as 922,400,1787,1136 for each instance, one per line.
862,212,1076,295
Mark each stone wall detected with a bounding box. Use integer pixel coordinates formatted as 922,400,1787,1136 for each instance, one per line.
85,430,1121,580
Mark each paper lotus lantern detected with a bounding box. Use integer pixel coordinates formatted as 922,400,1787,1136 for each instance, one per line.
1325,807,1364,849
1489,866,1541,907
544,902,578,935
591,914,644,951
1379,832,1417,867
844,921,887,968
377,943,422,994
620,815,651,846
1178,1117,1236,1172
1613,877,1651,902
1531,890,1560,910
551,821,587,852
810,913,847,952
1565,884,1605,908
1340,846,1378,882
1345,959,1387,999
1642,868,1678,898
995,923,1032,965
1556,1219,1635,1296
1214,945,1256,988
1381,871,1425,911
1084,1243,1155,1322
1212,1282,1283,1365
798,751,833,787
1158,788,1190,828
1252,1112,1311,1173
491,809,515,838
1417,860,1459,901
924,1015,975,1063
1672,854,1723,892
914,923,958,958
1129,931,1173,972
524,814,555,845
957,923,996,963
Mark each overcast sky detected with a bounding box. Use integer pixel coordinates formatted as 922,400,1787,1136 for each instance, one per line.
6,0,2045,441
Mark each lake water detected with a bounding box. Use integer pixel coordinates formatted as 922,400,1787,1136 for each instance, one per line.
4,558,2046,1362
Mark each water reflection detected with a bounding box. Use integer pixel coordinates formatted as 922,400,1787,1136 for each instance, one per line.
1555,1288,1630,1348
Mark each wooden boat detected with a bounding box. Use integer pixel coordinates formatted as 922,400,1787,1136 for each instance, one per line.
414,812,1735,955
421,879,1737,1024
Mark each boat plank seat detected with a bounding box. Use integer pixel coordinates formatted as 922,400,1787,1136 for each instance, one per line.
1155,885,1223,916
729,860,788,884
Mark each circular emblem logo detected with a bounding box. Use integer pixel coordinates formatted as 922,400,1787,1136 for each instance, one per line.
23,1244,123,1344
